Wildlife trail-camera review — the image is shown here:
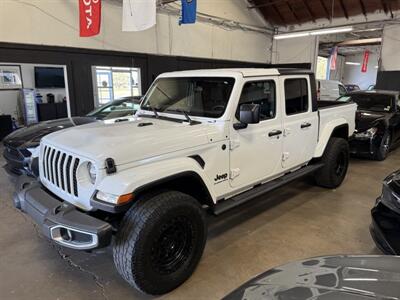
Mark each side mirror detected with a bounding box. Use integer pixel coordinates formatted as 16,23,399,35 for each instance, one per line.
234,103,260,130
240,103,260,124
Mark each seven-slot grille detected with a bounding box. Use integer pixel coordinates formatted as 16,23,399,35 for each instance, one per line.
42,145,80,197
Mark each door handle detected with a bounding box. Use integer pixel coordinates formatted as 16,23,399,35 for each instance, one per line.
268,130,283,137
301,122,311,129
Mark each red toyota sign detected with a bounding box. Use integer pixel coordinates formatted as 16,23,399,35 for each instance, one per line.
79,0,101,37
361,50,369,73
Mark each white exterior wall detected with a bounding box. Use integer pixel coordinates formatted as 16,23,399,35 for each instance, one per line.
0,0,272,63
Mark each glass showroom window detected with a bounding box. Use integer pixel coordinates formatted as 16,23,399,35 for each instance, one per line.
93,66,141,106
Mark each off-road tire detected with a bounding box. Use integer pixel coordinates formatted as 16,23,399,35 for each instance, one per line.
375,132,391,161
113,191,207,295
315,137,349,189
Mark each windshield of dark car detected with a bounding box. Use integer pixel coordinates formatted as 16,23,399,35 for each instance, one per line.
87,99,139,120
141,77,235,118
347,94,394,112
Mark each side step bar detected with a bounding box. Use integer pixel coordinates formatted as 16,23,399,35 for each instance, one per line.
212,163,324,215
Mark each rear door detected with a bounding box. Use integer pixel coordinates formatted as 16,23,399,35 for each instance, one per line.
280,76,319,170
229,78,283,188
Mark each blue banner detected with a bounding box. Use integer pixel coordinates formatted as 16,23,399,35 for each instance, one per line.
180,0,197,25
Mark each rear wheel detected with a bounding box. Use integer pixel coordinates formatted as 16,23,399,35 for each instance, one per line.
315,137,349,189
375,132,391,161
113,191,207,295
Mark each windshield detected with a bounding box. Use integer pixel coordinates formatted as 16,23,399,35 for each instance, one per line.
141,77,235,118
343,94,394,112
87,98,140,120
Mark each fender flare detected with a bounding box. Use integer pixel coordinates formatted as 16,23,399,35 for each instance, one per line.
133,170,214,206
314,119,349,157
96,157,216,203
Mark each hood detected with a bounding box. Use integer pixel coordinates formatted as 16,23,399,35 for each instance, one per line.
224,255,400,300
42,116,220,166
355,110,391,132
3,117,95,149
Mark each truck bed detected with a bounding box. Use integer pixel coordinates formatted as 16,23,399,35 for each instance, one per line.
318,100,353,109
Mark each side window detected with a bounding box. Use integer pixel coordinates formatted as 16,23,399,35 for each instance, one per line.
284,78,309,115
339,85,347,96
236,80,276,121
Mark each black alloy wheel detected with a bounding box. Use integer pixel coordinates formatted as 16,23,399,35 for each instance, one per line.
335,150,347,178
150,216,195,275
315,137,349,189
113,191,207,295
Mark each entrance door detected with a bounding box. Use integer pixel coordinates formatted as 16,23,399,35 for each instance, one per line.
280,76,318,170
229,78,283,188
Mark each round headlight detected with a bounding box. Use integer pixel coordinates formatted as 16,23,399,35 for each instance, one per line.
87,162,97,184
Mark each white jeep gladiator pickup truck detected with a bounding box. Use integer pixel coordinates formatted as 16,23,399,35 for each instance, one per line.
14,68,356,295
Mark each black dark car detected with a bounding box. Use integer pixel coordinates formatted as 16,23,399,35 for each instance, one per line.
224,255,400,299
3,96,141,176
341,90,400,160
370,169,400,255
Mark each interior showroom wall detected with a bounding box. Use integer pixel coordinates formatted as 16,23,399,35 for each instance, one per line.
343,50,379,90
0,0,272,63
272,36,319,70
0,63,67,118
376,24,400,90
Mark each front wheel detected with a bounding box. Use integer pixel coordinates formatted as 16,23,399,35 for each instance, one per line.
113,191,207,295
315,137,349,189
375,132,391,161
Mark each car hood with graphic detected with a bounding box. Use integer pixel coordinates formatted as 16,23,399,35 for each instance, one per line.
3,117,96,149
224,255,400,300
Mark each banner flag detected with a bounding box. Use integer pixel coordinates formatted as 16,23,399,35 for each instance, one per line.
180,0,197,25
122,0,156,32
362,50,370,73
330,46,338,71
79,0,101,37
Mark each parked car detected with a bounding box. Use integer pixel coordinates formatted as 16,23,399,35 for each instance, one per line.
370,169,400,254
223,255,400,300
317,80,347,101
340,90,400,160
14,68,356,295
345,84,361,92
3,96,141,176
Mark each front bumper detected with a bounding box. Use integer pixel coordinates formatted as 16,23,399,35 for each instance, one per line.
13,176,113,250
349,135,380,157
370,198,400,255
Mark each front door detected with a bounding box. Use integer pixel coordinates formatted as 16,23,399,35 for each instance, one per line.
280,76,318,170
229,78,283,189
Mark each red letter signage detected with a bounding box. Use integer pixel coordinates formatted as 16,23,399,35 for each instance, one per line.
79,0,101,37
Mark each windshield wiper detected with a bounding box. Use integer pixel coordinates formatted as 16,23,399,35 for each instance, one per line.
150,106,159,118
166,109,200,125
175,109,194,125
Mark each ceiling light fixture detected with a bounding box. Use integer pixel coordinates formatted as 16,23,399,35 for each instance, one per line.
346,62,361,66
274,26,353,40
